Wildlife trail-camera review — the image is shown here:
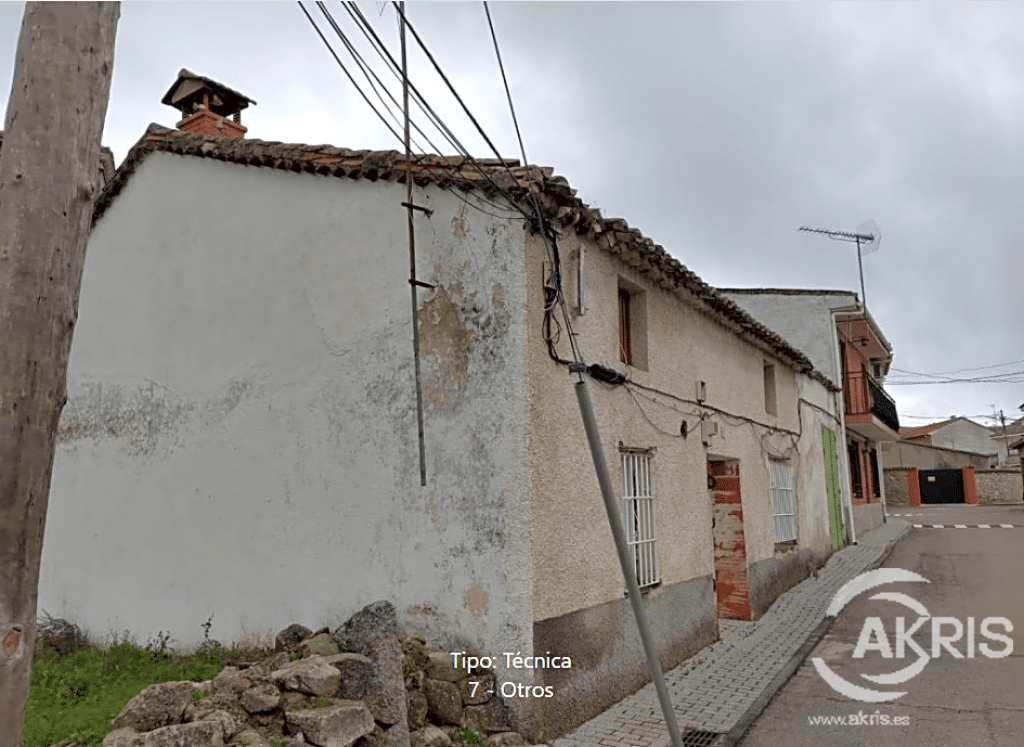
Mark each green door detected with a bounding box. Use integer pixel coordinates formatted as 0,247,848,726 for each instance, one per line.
822,426,845,551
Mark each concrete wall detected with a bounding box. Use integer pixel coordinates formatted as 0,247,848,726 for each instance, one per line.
720,292,850,383
975,468,1024,504
524,232,836,738
884,468,910,506
880,440,991,471
46,154,535,669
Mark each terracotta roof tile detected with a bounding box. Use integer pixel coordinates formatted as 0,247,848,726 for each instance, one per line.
91,125,837,391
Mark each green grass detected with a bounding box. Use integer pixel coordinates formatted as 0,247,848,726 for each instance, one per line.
448,727,489,746
23,631,275,747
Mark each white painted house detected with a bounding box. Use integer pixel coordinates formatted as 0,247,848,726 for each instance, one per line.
717,289,900,538
44,72,846,740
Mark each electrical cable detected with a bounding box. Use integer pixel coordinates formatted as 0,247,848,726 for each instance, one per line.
320,2,527,220
298,2,405,143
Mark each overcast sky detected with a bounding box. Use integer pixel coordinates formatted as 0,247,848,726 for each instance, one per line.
2,2,1022,429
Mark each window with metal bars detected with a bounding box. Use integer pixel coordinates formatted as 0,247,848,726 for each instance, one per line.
848,442,863,498
621,450,659,588
869,448,881,499
769,459,797,544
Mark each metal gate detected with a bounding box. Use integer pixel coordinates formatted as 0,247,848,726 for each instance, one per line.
919,469,965,504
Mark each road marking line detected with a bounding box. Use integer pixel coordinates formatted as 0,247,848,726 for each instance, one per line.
932,524,944,528
1002,524,1015,528
913,524,923,528
977,524,991,528
955,524,967,528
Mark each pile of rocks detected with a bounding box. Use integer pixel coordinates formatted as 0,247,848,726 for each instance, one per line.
99,601,527,747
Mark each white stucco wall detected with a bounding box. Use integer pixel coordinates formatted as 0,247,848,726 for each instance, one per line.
527,233,834,623
44,153,534,659
929,419,999,459
720,292,856,384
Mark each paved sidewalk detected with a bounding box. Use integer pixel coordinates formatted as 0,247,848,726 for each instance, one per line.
546,519,911,747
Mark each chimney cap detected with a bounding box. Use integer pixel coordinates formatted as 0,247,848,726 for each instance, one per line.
161,69,256,118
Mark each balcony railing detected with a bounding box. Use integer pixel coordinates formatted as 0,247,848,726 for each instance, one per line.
843,370,900,433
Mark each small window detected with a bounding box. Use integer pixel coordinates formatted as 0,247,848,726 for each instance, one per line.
763,363,777,416
621,450,659,588
618,287,633,366
617,281,648,370
770,459,797,543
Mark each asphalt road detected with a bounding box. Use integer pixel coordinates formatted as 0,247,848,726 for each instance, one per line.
739,504,1024,747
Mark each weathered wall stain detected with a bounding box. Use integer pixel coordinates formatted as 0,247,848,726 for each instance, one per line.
418,285,471,411
463,584,489,619
58,378,253,456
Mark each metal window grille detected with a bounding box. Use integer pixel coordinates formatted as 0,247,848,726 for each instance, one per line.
769,459,797,543
848,442,863,497
621,451,659,588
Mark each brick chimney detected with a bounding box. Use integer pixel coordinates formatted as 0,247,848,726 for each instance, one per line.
161,69,256,139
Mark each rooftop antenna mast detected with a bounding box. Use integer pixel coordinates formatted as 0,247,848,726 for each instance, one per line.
798,220,881,309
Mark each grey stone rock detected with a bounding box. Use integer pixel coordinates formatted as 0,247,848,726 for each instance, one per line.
487,733,527,747
112,681,195,732
404,671,424,691
276,624,314,652
141,720,224,747
331,602,409,747
406,690,428,730
461,699,513,734
408,726,450,747
353,725,398,747
102,728,143,747
400,638,429,679
285,701,375,747
363,692,402,726
185,691,250,724
272,655,342,697
198,710,238,741
326,653,379,699
231,730,271,747
240,681,282,713
422,679,462,726
423,653,462,683
212,666,251,696
299,633,340,658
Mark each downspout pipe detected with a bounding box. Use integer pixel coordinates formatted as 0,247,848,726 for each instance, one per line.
829,307,858,545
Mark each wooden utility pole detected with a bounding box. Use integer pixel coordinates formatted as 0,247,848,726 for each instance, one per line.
0,4,119,744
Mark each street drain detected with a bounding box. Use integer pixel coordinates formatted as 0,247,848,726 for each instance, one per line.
682,730,723,747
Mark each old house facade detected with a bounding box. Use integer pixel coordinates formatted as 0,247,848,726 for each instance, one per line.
43,73,842,739
717,289,899,539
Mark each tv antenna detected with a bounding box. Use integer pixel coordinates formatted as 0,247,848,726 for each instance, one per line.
798,220,881,308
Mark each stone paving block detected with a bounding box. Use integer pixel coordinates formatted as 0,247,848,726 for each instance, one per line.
545,521,909,747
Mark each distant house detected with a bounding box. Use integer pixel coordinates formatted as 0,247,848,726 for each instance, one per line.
988,416,1024,467
717,289,899,538
45,71,843,740
901,417,1000,465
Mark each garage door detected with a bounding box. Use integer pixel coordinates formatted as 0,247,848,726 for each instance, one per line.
919,469,965,504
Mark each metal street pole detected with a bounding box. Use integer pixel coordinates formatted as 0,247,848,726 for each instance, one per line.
575,378,685,747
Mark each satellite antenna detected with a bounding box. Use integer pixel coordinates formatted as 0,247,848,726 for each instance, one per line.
798,220,882,309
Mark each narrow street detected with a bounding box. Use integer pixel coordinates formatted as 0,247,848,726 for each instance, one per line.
739,504,1024,747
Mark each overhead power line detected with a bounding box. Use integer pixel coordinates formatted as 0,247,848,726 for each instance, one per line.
886,369,1024,385
298,1,527,220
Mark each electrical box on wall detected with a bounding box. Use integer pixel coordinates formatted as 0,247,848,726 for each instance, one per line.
696,380,707,403
702,418,718,447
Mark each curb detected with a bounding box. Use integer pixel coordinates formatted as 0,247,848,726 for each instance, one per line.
716,521,911,747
